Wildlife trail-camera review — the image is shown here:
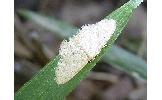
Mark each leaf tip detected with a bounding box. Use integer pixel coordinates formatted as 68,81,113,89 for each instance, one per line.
130,0,143,8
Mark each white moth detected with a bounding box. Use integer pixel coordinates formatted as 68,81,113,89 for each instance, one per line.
55,19,116,84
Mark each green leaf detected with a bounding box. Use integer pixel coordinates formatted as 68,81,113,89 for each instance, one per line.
103,45,146,79
18,0,146,80
15,0,144,99
18,10,77,39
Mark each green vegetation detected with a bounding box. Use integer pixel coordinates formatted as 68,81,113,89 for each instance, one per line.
15,0,145,100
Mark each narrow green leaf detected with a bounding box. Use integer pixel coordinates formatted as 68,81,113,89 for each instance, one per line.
18,0,146,80
15,0,144,99
103,45,146,79
19,10,77,39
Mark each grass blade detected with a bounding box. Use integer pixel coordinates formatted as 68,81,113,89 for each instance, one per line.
19,10,77,39
103,45,146,79
15,0,144,99
18,1,146,80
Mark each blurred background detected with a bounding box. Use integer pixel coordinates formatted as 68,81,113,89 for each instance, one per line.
14,0,147,99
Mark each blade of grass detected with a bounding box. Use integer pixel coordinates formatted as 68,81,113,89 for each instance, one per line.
103,45,146,79
18,10,77,39
18,2,146,79
15,0,144,99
